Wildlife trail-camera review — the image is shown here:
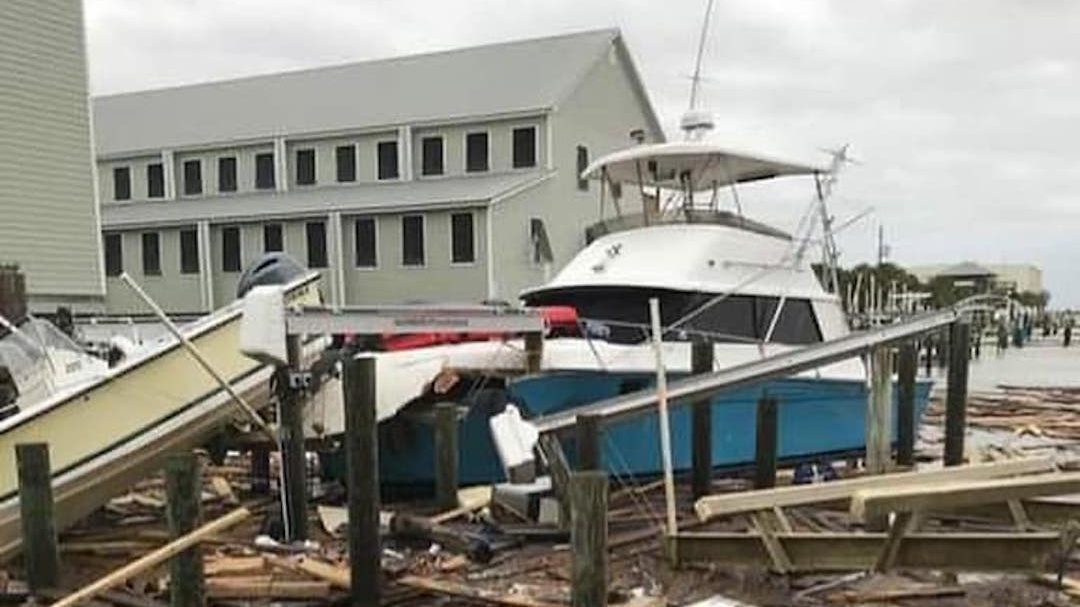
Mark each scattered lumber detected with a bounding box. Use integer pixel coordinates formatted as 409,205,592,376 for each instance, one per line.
204,575,331,600
669,531,1063,572
850,471,1080,522
204,555,266,577
829,585,965,603
694,458,1056,521
397,575,564,607
48,507,250,607
265,554,350,590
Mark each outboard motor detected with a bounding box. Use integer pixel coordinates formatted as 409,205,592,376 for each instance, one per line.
236,253,308,298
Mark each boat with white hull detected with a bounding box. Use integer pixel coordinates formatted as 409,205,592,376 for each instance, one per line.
303,142,933,486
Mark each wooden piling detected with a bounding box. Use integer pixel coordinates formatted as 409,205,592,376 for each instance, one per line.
896,342,918,467
250,445,270,495
754,396,778,489
570,471,608,607
524,331,543,373
690,340,714,499
276,334,307,541
434,402,459,511
343,355,381,603
944,321,971,467
576,413,602,472
16,443,59,594
924,339,933,377
165,452,204,607
866,346,893,475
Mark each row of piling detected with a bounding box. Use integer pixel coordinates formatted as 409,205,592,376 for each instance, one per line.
11,321,972,606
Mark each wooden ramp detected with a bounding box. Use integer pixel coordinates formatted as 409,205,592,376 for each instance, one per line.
0,274,321,560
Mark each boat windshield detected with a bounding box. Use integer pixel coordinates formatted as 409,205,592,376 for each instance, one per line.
524,286,821,346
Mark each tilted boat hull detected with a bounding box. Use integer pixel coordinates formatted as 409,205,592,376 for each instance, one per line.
371,372,933,486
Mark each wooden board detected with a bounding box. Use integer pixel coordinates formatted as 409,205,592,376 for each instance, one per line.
851,471,1080,522
668,531,1062,572
694,458,1057,522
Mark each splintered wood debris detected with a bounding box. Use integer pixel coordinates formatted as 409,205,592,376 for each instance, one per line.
5,385,1080,605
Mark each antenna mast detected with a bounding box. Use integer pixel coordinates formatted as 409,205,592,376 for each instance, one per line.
682,0,717,140
815,145,851,294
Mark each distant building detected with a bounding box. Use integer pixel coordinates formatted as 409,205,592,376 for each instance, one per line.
92,29,665,314
0,0,105,313
909,262,1044,294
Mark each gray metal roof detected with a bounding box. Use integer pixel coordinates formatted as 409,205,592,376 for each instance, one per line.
101,171,551,229
93,29,623,157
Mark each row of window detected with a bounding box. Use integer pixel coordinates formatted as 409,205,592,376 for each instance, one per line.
102,213,477,277
112,127,539,201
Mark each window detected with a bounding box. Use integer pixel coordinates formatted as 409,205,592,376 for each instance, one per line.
183,160,202,196
255,153,275,189
450,212,475,264
147,163,165,198
401,215,424,266
218,157,237,192
377,141,399,180
521,289,823,346
336,145,356,182
354,217,377,268
512,127,537,168
296,149,316,186
421,136,444,176
222,227,241,272
576,145,589,191
306,221,328,269
179,228,199,274
465,132,489,173
140,232,161,275
104,233,122,277
263,223,283,253
113,167,131,201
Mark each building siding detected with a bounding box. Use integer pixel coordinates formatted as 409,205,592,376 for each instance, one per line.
491,39,663,301
0,0,104,310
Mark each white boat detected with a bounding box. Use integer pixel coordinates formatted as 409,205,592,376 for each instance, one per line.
302,141,932,485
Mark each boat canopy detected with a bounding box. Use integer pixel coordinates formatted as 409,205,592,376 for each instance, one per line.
581,142,824,189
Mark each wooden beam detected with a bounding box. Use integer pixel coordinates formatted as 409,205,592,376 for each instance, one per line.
397,575,562,607
690,340,713,500
16,443,60,594
342,355,381,605
205,576,330,600
668,531,1062,572
164,453,203,607
570,471,607,607
896,342,917,466
874,511,919,572
48,507,250,607
865,347,892,474
750,511,791,573
694,457,1056,521
434,402,459,511
850,471,1080,523
944,321,970,466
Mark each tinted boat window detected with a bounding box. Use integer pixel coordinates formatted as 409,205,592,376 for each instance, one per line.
524,287,821,345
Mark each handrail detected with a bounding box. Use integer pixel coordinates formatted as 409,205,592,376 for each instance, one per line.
533,307,963,434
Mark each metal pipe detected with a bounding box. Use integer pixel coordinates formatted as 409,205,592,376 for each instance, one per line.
648,298,678,534
119,273,276,440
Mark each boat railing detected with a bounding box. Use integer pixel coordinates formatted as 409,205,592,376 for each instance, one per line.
585,209,791,244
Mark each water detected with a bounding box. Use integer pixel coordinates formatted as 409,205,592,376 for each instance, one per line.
929,335,1080,393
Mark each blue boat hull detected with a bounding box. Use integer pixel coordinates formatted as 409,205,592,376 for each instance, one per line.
374,371,933,486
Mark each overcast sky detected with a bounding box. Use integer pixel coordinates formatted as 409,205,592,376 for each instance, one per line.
84,0,1080,305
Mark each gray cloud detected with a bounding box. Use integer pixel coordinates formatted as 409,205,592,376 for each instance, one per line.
84,0,1080,304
